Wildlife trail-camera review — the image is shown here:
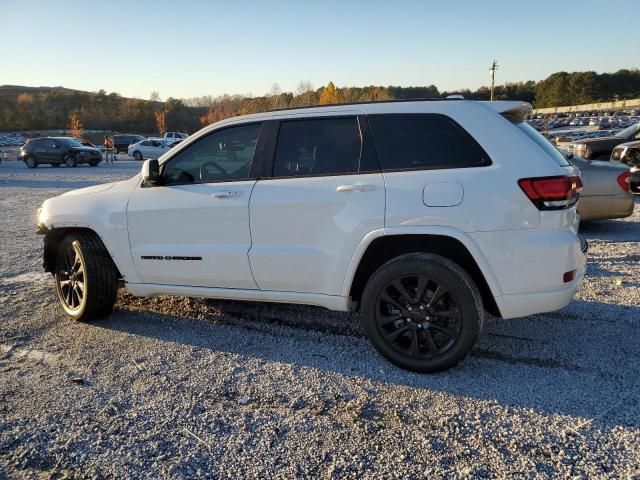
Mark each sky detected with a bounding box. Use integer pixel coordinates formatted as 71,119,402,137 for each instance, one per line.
1,0,638,100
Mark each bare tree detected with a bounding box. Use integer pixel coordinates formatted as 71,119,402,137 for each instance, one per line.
150,91,161,102
295,81,314,96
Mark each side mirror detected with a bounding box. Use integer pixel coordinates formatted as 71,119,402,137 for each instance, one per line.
141,159,162,187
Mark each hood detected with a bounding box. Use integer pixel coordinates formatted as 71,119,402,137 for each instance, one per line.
61,182,116,197
69,146,100,154
616,140,640,149
573,136,621,146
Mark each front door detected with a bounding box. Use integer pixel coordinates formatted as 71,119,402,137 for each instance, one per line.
127,122,265,289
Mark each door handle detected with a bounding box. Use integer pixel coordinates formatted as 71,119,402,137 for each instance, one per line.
212,190,243,198
336,183,374,192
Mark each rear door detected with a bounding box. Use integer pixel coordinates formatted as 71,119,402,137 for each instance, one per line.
248,115,385,295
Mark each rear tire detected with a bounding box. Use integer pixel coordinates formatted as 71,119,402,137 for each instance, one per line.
89,161,99,167
64,155,77,167
54,232,118,322
52,163,60,168
133,151,142,161
25,157,37,168
360,253,483,372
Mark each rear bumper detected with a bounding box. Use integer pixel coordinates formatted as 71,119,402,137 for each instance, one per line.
578,192,635,221
495,261,586,319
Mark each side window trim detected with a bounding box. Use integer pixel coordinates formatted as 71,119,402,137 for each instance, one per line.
159,121,265,186
260,115,381,180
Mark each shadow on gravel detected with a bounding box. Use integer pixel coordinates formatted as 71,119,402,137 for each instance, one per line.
96,295,640,430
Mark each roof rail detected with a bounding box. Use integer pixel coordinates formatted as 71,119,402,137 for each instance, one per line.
265,97,464,113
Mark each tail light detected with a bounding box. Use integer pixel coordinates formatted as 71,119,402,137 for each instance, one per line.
616,171,631,192
518,175,582,210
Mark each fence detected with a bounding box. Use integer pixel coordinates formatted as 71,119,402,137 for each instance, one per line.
532,98,640,115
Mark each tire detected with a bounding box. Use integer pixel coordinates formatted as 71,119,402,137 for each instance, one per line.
64,155,77,167
89,161,99,167
133,151,142,161
54,232,118,322
25,157,37,168
360,253,483,372
52,163,60,168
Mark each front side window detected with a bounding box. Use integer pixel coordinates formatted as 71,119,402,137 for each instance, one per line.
368,114,490,171
163,122,262,185
273,117,362,177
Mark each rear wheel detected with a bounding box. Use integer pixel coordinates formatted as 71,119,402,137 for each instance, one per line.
54,232,118,322
52,163,60,168
133,151,142,161
25,157,37,168
64,155,77,167
89,161,99,167
361,253,483,372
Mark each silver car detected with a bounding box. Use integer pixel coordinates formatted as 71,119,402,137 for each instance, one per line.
562,152,634,221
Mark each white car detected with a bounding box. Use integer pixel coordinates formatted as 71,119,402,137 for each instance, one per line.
36,99,586,372
164,131,188,141
127,138,174,160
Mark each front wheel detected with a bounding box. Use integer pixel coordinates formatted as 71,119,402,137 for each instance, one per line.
64,155,77,167
360,253,483,372
89,161,99,167
133,151,142,161
54,232,118,321
25,157,38,168
52,163,61,168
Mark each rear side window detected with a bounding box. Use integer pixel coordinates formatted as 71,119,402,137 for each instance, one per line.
368,114,490,171
516,122,570,166
273,117,362,177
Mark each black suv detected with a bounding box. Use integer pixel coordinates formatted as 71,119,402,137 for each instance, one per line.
572,122,640,159
113,134,146,154
21,137,102,168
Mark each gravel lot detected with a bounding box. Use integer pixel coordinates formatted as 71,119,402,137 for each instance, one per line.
1,159,639,479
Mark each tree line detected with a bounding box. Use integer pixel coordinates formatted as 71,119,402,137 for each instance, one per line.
1,69,638,133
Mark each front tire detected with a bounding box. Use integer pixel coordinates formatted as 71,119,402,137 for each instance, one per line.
54,232,118,322
52,163,61,168
133,151,142,161
360,253,483,372
64,155,77,167
25,157,37,168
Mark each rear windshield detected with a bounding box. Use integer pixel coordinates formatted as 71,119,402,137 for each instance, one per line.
517,122,569,166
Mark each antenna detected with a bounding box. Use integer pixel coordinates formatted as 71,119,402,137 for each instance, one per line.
489,60,499,101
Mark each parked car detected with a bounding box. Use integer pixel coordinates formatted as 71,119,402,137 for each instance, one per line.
561,152,634,220
35,99,586,372
113,134,146,154
127,138,174,160
20,137,101,168
571,122,640,159
164,132,188,141
611,141,640,193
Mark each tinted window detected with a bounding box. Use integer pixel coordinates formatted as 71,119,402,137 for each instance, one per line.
368,114,490,170
273,117,362,177
163,122,262,185
140,141,151,146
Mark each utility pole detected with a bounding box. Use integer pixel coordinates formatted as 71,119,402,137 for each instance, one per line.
489,60,499,101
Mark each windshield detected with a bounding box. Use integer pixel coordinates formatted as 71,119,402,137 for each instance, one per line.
517,122,570,166
56,137,83,147
615,121,640,139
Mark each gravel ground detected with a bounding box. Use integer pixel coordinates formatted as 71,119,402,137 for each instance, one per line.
0,159,639,479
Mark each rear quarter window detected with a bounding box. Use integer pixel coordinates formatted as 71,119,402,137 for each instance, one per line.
516,122,570,166
368,113,491,171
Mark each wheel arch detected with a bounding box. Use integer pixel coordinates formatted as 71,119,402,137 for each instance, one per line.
344,229,503,318
43,227,122,280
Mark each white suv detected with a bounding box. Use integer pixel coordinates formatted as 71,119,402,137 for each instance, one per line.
36,99,586,372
